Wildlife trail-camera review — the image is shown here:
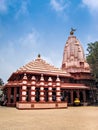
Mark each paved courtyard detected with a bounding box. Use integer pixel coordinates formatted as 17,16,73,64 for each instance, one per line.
0,106,98,130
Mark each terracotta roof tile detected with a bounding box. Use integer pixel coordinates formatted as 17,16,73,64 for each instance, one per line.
16,57,71,76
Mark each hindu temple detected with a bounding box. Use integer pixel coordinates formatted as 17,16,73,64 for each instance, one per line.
3,30,96,109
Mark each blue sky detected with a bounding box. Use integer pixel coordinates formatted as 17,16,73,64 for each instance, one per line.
0,0,98,82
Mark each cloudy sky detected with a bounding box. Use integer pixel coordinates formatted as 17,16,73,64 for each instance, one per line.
0,0,98,82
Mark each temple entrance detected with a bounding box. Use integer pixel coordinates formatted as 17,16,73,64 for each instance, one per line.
44,88,48,102
35,87,40,102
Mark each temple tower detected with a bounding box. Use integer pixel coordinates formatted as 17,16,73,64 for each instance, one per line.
62,29,90,76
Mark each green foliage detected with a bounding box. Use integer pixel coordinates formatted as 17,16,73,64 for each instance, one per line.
86,41,98,81
0,78,4,99
0,78,4,86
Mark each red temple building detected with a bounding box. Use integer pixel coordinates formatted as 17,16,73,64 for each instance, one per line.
3,30,97,109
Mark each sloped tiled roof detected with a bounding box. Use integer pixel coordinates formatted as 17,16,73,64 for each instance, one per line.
61,83,90,89
16,56,71,77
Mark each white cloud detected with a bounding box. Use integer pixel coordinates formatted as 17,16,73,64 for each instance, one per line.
82,0,98,11
50,0,69,12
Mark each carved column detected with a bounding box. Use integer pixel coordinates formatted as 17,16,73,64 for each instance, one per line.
56,76,61,102
48,77,53,102
31,76,36,102
21,73,27,102
40,74,45,102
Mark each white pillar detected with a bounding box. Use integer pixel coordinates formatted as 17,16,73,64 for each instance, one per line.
48,77,53,102
21,73,27,102
56,76,61,102
31,76,36,102
40,74,45,102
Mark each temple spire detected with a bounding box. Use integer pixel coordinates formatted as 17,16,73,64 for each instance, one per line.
62,31,90,73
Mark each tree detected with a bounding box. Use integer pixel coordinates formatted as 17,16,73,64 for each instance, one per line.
0,78,4,95
86,41,98,82
0,78,4,105
0,78,4,86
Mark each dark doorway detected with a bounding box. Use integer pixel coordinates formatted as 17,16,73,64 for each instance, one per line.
35,87,40,102
44,88,48,102
26,87,31,102
86,90,90,102
67,91,71,103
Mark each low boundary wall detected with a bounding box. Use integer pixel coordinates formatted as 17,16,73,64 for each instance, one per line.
16,102,67,109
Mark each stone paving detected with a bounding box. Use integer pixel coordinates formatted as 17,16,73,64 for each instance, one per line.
0,106,98,130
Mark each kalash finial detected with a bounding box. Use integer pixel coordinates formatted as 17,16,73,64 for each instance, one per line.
70,28,76,35
38,54,41,58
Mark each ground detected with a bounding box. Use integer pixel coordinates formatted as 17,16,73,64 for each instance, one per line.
0,106,98,130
